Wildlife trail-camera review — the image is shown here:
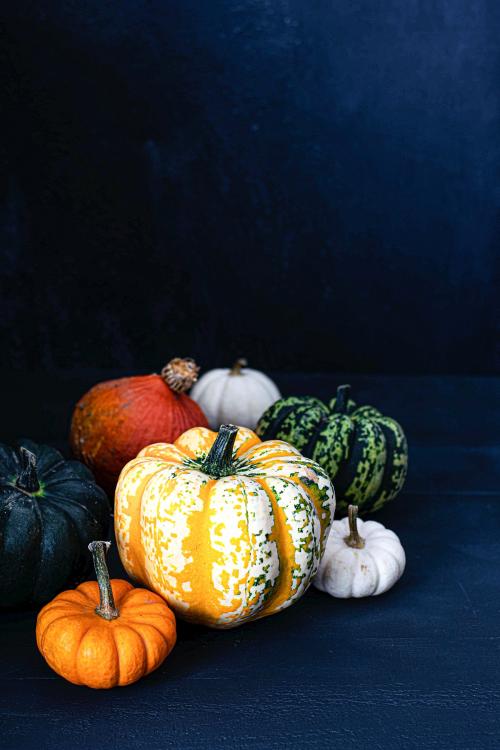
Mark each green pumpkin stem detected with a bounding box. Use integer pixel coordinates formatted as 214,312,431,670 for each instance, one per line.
332,384,351,415
201,424,239,478
344,505,365,549
88,541,119,621
16,447,40,494
229,358,247,375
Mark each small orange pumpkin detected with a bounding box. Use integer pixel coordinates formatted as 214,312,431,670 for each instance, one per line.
36,541,176,689
70,357,208,495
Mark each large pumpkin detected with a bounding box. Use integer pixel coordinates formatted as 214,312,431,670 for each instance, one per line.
256,385,408,515
0,440,110,609
70,358,208,495
115,424,335,628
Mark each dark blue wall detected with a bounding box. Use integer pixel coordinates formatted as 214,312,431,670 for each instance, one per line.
2,1,499,374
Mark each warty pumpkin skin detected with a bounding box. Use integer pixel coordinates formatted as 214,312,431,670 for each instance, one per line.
36,541,176,689
70,358,208,495
0,440,110,609
115,424,335,628
256,385,408,515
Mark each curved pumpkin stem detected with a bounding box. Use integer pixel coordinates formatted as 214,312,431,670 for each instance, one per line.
201,424,238,478
332,384,351,415
229,358,247,375
344,505,365,549
88,541,119,620
16,447,40,494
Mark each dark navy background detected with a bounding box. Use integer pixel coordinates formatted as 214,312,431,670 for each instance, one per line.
2,6,500,746
2,1,499,374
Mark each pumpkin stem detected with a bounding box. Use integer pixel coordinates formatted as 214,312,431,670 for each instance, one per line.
344,505,365,549
161,357,200,393
88,541,119,620
332,384,351,415
229,358,247,375
201,424,238,478
16,447,40,493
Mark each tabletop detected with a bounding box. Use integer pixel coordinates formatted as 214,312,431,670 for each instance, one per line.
1,371,499,750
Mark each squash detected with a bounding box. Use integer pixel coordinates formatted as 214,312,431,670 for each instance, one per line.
256,384,408,514
70,357,208,495
0,440,110,609
190,359,281,430
314,505,406,597
115,424,335,628
36,541,176,688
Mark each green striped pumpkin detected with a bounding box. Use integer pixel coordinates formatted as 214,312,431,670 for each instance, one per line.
256,385,408,515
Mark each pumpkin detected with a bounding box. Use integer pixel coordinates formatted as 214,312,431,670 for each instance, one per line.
70,357,208,495
0,440,110,609
190,358,281,430
36,541,176,688
256,384,408,514
314,505,406,597
115,424,335,628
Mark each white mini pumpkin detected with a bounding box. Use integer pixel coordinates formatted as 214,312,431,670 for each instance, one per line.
190,359,281,430
314,505,405,598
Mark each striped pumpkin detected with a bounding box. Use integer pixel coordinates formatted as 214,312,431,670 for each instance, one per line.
115,424,335,629
256,385,408,515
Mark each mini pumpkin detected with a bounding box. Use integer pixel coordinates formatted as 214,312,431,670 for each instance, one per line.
36,541,176,688
314,505,406,598
256,384,408,514
115,424,335,628
0,439,110,609
70,357,208,495
190,359,281,430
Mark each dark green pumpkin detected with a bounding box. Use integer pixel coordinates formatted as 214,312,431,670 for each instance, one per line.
256,385,408,515
0,439,110,609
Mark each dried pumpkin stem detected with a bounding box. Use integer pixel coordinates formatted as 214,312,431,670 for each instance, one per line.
344,505,365,549
161,357,200,393
332,384,351,415
201,424,238,478
229,358,247,376
88,541,119,620
16,447,40,494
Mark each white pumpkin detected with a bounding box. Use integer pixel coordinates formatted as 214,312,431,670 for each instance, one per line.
190,359,281,430
314,505,405,598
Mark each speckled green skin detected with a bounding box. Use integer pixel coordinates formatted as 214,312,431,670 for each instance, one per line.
256,386,408,515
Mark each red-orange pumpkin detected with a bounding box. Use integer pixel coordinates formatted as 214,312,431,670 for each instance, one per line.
70,358,208,495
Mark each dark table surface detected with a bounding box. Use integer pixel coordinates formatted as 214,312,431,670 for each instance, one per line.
1,371,499,750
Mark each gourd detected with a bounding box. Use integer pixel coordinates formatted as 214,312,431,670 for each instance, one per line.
70,357,208,495
256,384,408,514
190,359,281,430
0,440,110,609
314,505,405,597
115,424,335,628
36,541,176,688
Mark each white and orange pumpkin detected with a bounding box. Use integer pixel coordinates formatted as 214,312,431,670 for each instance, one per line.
115,424,335,628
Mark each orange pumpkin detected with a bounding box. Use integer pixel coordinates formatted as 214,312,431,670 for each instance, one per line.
36,541,176,689
70,358,208,495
